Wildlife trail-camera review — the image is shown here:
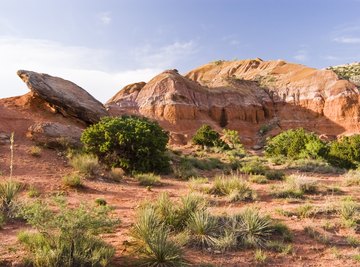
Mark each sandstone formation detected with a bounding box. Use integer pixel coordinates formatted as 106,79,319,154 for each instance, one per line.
107,59,360,145
17,70,108,124
27,122,83,148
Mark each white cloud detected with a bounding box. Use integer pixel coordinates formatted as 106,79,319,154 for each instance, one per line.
333,36,360,44
293,49,308,62
0,36,161,102
98,12,111,25
132,41,197,68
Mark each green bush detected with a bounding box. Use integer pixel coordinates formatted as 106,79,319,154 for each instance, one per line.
18,199,119,267
192,125,228,149
81,116,170,173
327,135,360,169
135,173,161,186
265,128,327,159
240,158,269,175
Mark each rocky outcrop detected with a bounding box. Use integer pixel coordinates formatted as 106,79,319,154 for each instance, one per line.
27,122,83,148
107,59,360,145
17,70,108,124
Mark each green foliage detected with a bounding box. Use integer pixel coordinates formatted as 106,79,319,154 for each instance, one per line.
287,159,342,174
327,135,360,169
18,199,119,267
265,128,327,159
222,129,242,150
95,198,107,206
192,125,228,149
264,170,285,180
81,116,169,173
249,175,268,184
27,186,41,198
135,173,161,186
272,175,318,199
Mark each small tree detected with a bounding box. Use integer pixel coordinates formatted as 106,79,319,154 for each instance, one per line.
192,125,227,149
81,116,170,173
222,129,241,149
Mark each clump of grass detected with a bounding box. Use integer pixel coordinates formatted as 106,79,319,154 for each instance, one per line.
266,241,293,255
346,235,360,247
209,175,255,202
188,177,209,192
29,146,42,157
249,175,268,184
295,204,315,219
173,157,198,180
254,249,267,264
27,186,40,198
0,180,22,217
272,175,318,199
344,169,360,186
240,158,268,175
339,198,359,228
62,174,83,188
304,226,331,244
287,159,342,174
69,154,100,177
135,173,161,186
264,170,285,180
213,230,237,252
109,167,123,182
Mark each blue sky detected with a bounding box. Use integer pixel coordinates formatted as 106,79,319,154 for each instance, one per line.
0,0,359,102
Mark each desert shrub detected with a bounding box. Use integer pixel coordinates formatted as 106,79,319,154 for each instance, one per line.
69,153,100,177
62,173,83,188
135,173,161,186
109,167,123,182
192,125,228,149
29,146,42,157
95,198,107,206
209,175,255,202
240,158,269,175
345,169,360,186
222,129,245,152
81,116,169,173
249,175,268,184
0,180,22,218
18,199,119,267
254,249,267,264
188,177,209,192
265,128,327,159
327,135,360,169
27,186,40,198
264,170,285,180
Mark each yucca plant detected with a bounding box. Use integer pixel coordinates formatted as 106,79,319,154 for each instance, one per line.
132,206,161,244
139,226,185,267
232,208,273,248
0,180,22,216
186,210,218,248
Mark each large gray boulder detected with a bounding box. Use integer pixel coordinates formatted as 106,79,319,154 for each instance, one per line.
27,122,83,148
17,70,108,124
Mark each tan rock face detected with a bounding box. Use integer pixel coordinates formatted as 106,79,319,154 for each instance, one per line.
107,60,360,145
17,70,108,124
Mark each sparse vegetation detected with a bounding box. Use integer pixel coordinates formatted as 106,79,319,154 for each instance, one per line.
135,173,161,186
272,175,318,199
345,169,360,186
18,199,119,267
29,146,42,157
